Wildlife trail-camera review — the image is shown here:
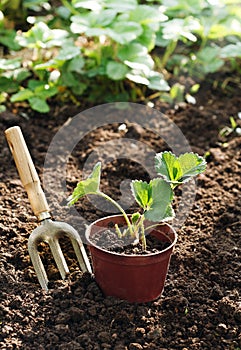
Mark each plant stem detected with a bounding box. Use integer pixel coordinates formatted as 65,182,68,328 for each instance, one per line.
140,215,146,250
96,191,134,236
161,40,177,69
115,223,122,238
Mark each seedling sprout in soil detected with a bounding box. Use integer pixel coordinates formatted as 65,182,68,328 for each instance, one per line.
68,151,206,251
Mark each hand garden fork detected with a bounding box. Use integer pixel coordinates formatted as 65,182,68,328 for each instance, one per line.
5,126,92,290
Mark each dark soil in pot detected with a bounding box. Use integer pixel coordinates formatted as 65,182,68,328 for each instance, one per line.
89,226,171,255
1,74,241,348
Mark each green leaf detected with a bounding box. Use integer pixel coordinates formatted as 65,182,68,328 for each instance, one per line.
14,68,32,83
68,56,85,73
177,153,207,181
155,152,181,183
34,59,61,71
129,5,164,30
106,61,129,80
131,180,152,210
0,92,7,104
147,71,170,91
131,212,141,224
144,178,174,222
57,43,81,61
118,43,147,61
0,58,21,70
196,46,224,74
126,72,149,85
161,18,199,42
27,79,45,90
0,104,6,112
72,82,87,95
134,26,156,51
73,0,102,10
170,83,185,102
70,13,92,34
109,22,143,44
16,22,68,49
155,151,206,185
131,178,174,222
124,54,154,71
0,29,21,50
28,97,50,113
0,77,19,93
10,89,34,102
34,85,58,99
220,42,241,58
96,9,117,26
69,162,101,205
105,0,137,12
86,27,110,36
230,116,237,130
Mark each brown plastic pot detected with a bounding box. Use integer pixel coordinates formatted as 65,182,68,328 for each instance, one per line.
85,215,177,303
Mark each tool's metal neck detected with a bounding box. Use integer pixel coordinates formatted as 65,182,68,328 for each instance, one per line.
37,211,51,222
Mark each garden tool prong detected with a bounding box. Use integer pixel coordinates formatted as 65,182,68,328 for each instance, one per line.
5,126,92,291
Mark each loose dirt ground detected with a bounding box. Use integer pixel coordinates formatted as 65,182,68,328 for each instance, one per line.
0,78,241,349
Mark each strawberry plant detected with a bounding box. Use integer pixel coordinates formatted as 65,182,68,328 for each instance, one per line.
68,151,206,250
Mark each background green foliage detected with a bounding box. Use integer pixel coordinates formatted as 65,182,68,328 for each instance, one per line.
0,0,241,113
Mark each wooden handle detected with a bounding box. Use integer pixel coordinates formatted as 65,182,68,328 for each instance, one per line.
5,126,50,218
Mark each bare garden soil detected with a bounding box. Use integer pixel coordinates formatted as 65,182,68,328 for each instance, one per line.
0,77,241,349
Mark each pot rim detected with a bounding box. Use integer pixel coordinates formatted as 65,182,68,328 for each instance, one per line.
85,214,178,258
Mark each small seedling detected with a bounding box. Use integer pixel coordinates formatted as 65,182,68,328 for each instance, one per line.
220,116,241,137
68,151,206,250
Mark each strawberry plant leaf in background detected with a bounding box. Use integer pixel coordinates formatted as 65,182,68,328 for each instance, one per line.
105,0,137,12
134,26,156,51
108,21,143,44
58,67,87,94
125,72,149,85
106,61,129,80
194,46,224,74
68,162,101,205
220,42,241,58
129,5,165,31
0,58,21,70
16,21,69,49
67,56,85,73
160,18,199,43
56,42,81,61
117,43,147,61
161,0,203,17
72,0,102,11
0,77,19,93
10,89,34,102
155,151,207,185
0,29,21,50
95,9,117,26
13,68,32,83
10,80,58,112
1,0,241,113
147,71,170,91
124,55,154,72
29,96,50,113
